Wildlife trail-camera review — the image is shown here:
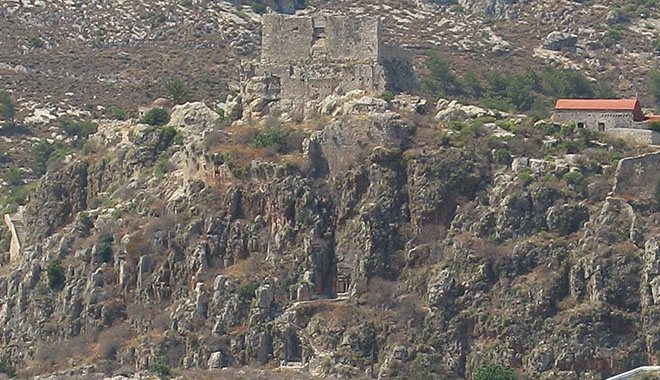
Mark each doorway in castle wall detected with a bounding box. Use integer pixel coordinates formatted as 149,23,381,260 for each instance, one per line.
336,274,350,295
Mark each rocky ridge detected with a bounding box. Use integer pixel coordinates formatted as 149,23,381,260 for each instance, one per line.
1,93,660,379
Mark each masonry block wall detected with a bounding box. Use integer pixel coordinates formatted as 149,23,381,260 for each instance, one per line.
261,15,382,64
553,110,638,131
613,152,660,198
242,14,392,119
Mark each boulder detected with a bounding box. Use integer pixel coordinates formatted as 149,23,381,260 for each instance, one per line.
392,94,428,114
435,99,489,122
606,10,623,25
339,96,389,115
256,284,274,309
543,31,578,51
511,157,529,173
427,269,456,309
456,0,520,20
207,351,223,369
168,102,219,133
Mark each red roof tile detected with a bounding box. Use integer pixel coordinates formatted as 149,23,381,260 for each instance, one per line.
555,99,644,121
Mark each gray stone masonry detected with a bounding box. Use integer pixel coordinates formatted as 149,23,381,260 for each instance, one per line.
613,152,660,198
241,14,416,120
261,14,382,65
553,110,639,131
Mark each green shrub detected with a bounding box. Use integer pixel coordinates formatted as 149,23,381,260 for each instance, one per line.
77,211,93,231
164,78,190,105
563,171,585,187
450,4,464,12
6,166,21,187
0,147,8,164
464,70,483,98
112,108,128,120
251,127,298,153
473,363,515,380
494,148,511,165
649,67,660,106
0,357,16,377
0,91,15,123
381,90,394,102
46,260,66,291
539,66,595,99
238,281,260,302
140,108,170,126
423,51,462,98
610,0,658,20
96,235,113,263
517,169,534,186
251,2,267,13
154,152,170,178
555,206,589,235
27,33,44,48
602,28,622,48
29,140,54,176
149,357,172,379
159,125,181,148
649,121,660,132
654,178,660,209
57,118,98,141
653,38,660,53
46,143,71,168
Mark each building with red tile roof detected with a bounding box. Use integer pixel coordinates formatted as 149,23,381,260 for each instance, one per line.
553,98,658,132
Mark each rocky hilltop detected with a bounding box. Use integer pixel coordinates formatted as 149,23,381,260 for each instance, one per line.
3,0,660,380
1,91,660,379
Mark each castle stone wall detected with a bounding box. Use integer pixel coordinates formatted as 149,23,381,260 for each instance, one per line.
244,14,415,120
613,151,660,198
261,15,381,65
324,17,381,63
261,15,313,64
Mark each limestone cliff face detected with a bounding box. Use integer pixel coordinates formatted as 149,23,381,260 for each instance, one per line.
1,100,660,379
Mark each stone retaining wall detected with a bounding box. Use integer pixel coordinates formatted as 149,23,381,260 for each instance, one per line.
613,151,660,198
606,128,660,145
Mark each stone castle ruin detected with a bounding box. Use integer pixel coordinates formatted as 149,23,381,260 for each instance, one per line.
241,14,416,120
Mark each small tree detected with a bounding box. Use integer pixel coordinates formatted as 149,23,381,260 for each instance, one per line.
649,67,660,107
464,70,483,98
46,260,66,291
473,363,516,380
654,178,660,210
0,91,15,124
149,357,172,379
0,356,16,377
423,51,461,99
140,108,170,126
164,79,190,105
6,165,21,186
29,140,54,176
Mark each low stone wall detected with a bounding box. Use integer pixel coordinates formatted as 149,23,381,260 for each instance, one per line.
3,214,20,263
605,366,660,380
613,151,660,198
606,128,660,145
